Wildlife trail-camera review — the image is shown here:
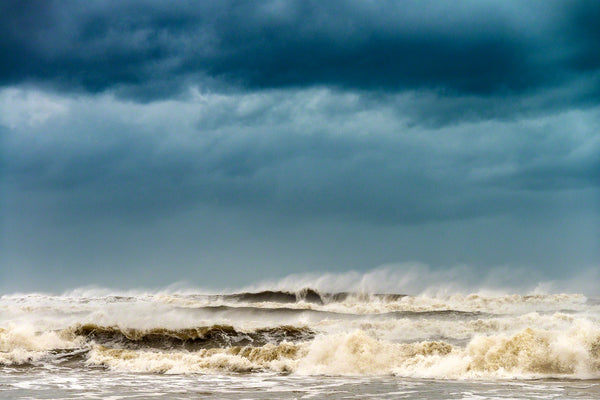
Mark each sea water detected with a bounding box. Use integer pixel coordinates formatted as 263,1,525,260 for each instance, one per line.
1,287,599,399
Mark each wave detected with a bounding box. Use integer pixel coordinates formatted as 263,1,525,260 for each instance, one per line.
3,323,600,379
176,304,485,323
0,325,84,365
83,324,600,378
2,286,599,380
67,324,313,350
222,288,326,304
218,288,407,305
6,322,596,379
298,324,600,378
87,342,302,374
3,288,590,317
154,291,591,316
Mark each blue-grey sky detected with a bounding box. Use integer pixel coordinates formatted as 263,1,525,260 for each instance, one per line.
1,0,599,292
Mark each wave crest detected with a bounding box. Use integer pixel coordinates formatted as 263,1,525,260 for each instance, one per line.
67,323,313,350
0,325,83,365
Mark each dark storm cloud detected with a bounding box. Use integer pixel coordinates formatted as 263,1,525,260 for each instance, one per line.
1,0,599,103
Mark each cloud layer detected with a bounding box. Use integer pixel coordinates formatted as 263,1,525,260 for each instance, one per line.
2,1,599,101
1,1,599,290
3,88,598,225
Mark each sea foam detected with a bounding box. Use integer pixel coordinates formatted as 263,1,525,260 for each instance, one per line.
1,287,599,379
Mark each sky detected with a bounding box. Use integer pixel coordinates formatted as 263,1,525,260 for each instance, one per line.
1,0,599,293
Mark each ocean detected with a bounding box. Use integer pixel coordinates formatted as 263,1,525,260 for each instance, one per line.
1,287,599,399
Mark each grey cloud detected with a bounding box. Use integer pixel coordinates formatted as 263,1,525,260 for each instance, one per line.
2,89,598,228
1,87,598,291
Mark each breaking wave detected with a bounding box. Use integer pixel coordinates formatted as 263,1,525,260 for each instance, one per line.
84,325,600,378
1,286,599,379
220,288,406,305
0,324,84,365
68,323,313,349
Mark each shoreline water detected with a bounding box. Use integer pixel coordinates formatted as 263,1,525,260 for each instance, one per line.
1,288,599,399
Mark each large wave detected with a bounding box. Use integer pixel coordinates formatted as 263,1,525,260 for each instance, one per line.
1,283,599,379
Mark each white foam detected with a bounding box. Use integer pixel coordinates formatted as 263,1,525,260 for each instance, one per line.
0,324,83,365
87,342,302,374
81,322,600,379
297,322,600,378
2,279,599,379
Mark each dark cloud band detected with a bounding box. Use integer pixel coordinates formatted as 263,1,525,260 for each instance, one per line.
1,0,599,101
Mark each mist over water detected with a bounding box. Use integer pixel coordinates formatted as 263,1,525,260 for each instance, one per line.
1,268,599,399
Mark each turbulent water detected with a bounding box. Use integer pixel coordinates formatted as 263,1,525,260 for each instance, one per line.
1,287,600,399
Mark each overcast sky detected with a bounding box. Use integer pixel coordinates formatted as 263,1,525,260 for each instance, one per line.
1,0,599,293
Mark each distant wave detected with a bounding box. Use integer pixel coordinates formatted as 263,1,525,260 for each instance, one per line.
183,305,486,321
219,288,407,305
